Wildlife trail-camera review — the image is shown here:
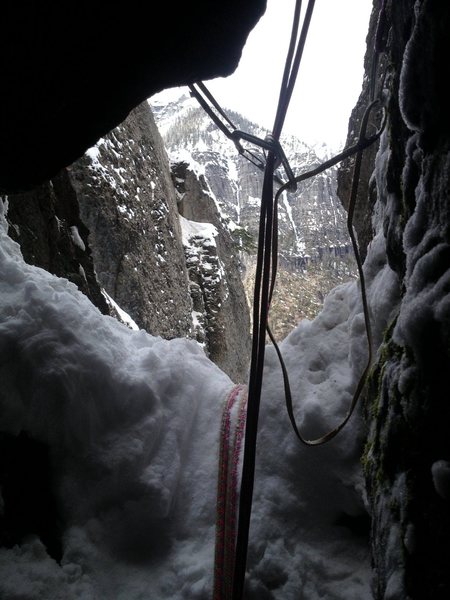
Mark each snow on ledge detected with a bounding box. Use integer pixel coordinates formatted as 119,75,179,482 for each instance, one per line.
179,214,218,246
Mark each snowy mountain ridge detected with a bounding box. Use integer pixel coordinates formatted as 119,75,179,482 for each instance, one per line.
150,91,354,271
150,90,358,339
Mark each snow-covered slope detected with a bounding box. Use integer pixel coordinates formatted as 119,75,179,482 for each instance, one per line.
0,167,399,598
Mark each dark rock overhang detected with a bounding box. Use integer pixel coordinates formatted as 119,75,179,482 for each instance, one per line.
0,1,266,193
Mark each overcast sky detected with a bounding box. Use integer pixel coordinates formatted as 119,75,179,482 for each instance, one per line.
154,0,373,151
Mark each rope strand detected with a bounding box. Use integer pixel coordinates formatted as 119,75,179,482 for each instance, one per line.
233,2,316,598
187,0,387,595
266,99,384,446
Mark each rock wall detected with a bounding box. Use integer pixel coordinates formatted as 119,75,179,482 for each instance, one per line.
343,2,450,598
5,102,251,382
5,172,110,316
68,101,193,339
336,1,386,263
173,162,251,382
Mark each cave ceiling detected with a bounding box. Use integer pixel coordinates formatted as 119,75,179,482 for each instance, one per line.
0,1,266,193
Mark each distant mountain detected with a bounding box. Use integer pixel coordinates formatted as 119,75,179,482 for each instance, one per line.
149,91,356,338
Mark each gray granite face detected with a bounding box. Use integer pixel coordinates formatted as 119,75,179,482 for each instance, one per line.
172,161,251,383
68,102,194,341
5,100,251,383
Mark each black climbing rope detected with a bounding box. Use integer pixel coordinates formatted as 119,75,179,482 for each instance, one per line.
187,0,388,597
232,2,317,598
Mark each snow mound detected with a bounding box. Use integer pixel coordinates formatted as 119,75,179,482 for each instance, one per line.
0,198,398,599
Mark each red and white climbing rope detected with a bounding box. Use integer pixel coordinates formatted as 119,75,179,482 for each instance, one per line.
214,384,248,600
